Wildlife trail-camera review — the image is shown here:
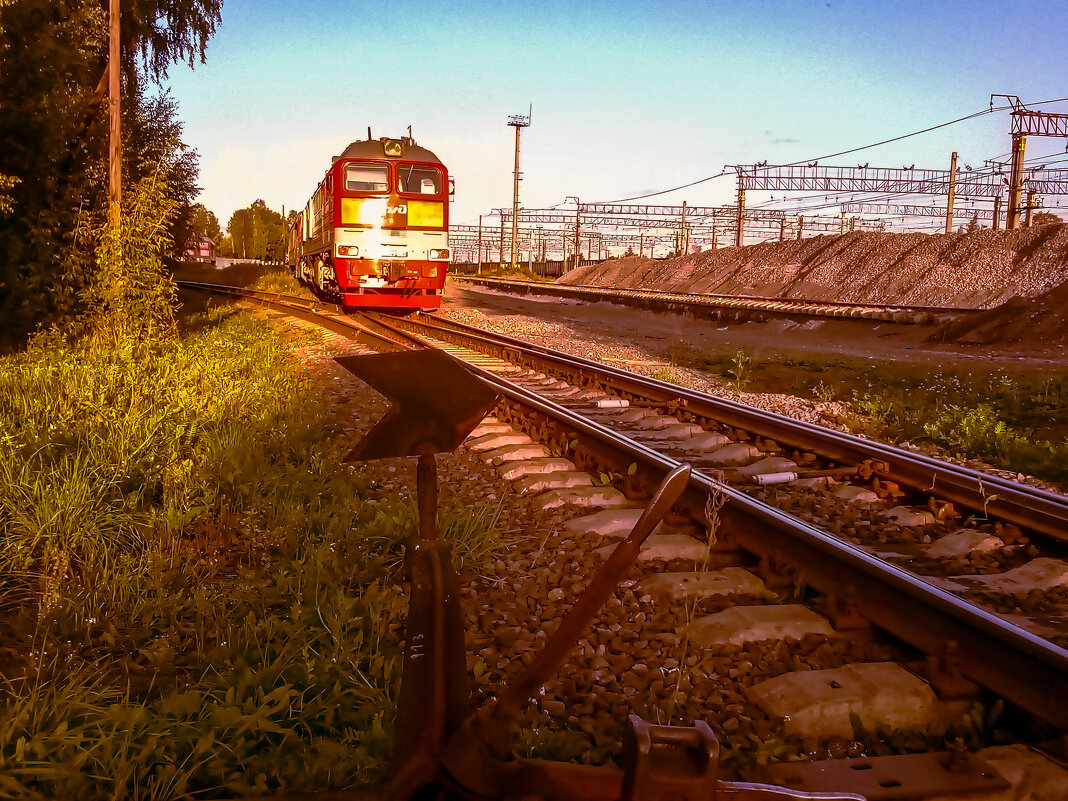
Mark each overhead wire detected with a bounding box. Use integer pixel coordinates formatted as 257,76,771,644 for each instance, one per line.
598,95,1068,206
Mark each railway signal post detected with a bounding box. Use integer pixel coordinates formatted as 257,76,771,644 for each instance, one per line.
333,349,499,798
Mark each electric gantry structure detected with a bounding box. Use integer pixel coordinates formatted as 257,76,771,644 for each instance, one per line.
448,204,886,265
733,97,1068,241
451,96,1068,264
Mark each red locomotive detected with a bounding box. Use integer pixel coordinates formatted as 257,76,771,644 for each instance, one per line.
287,134,451,311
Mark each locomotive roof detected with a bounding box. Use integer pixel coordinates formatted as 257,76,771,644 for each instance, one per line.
336,137,442,163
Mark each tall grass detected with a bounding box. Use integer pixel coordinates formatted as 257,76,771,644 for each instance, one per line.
0,186,509,795
698,348,1068,486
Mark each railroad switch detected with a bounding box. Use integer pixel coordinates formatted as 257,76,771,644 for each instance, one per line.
340,351,865,800
621,717,719,801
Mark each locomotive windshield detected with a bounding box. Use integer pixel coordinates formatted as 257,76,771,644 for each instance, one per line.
398,164,442,195
345,163,389,192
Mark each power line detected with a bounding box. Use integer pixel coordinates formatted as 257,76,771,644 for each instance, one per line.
598,95,1068,206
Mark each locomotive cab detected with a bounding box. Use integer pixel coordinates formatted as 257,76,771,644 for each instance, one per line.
290,135,450,311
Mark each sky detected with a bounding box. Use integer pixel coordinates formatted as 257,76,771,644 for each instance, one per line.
162,0,1068,233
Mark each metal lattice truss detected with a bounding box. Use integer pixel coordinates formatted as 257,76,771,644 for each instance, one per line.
840,202,996,219
1013,109,1068,138
493,207,884,232
734,164,1068,196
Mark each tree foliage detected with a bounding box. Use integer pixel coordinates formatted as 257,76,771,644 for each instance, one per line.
125,0,222,81
173,201,221,255
225,200,286,262
0,0,219,349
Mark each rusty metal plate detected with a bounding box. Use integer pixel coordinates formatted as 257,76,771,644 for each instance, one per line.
745,752,1009,800
335,349,499,461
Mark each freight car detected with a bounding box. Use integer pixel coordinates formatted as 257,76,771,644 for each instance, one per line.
287,134,452,311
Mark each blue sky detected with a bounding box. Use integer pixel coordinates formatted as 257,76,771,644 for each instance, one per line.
163,0,1068,230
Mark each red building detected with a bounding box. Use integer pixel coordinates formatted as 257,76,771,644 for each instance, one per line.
182,234,216,264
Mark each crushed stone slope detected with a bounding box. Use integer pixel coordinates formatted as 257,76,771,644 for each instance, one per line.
932,278,1068,347
559,225,1068,309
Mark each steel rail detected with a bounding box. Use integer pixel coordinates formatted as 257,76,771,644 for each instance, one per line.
356,311,1068,731
397,311,1068,546
450,275,980,322
177,280,1068,730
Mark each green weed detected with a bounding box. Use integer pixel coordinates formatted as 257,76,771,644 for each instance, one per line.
727,349,751,390
251,268,307,296
0,303,509,796
652,366,688,386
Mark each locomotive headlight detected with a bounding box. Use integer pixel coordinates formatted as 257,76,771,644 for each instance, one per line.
337,245,359,257
429,248,450,260
383,139,403,157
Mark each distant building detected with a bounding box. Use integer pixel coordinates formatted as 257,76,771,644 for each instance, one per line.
183,234,216,263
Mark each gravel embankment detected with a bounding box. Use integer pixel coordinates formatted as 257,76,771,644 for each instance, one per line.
559,226,1068,311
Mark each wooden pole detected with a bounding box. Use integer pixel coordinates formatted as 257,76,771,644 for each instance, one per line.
108,0,121,227
944,151,957,234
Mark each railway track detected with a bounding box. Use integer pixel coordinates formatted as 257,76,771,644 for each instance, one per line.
178,280,1067,799
448,275,984,325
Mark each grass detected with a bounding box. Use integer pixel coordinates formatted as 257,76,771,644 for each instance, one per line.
461,265,554,282
250,268,308,296
697,349,1068,486
651,365,688,386
0,304,510,798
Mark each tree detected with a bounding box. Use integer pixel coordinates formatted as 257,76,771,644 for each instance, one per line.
965,213,979,233
1032,211,1062,227
227,201,286,262
173,202,220,258
0,0,221,348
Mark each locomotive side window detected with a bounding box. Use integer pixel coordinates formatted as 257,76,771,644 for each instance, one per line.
345,163,389,192
398,164,442,195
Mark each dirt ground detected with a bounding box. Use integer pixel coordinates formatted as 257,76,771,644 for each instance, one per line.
442,282,1068,376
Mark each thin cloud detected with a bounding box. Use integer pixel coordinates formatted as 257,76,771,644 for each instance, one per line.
764,130,800,145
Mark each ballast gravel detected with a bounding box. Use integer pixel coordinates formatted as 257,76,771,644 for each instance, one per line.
284,321,906,769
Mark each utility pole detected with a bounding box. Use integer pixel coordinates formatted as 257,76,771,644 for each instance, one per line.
796,216,803,240
779,218,785,242
992,194,1002,230
944,151,958,234
1025,191,1037,227
1007,133,1026,230
572,199,581,269
735,182,746,247
499,215,504,268
507,109,531,268
108,0,121,228
679,201,688,255
639,230,644,258
476,214,483,274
